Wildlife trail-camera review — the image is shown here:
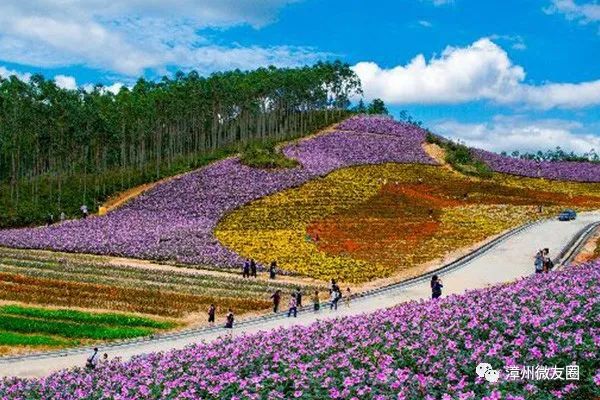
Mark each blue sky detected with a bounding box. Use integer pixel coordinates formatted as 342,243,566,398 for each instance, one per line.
0,0,599,154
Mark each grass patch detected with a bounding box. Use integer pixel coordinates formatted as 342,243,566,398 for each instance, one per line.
0,331,74,347
0,314,154,340
239,140,299,169
426,132,493,178
0,305,175,329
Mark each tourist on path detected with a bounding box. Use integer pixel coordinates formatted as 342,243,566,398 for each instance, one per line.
543,248,553,273
294,287,302,307
208,304,216,326
287,295,297,318
312,290,320,312
330,285,341,310
534,250,544,274
85,348,99,370
250,259,257,278
345,287,351,308
242,259,250,278
269,261,277,279
225,309,234,329
271,290,281,313
431,275,443,299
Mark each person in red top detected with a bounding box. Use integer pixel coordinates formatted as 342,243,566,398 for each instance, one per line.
271,290,281,313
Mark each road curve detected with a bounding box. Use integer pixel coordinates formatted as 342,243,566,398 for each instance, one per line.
2,211,599,378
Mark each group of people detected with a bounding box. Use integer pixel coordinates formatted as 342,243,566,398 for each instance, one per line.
534,248,554,273
47,204,90,226
242,260,278,279
207,304,235,329
85,348,108,370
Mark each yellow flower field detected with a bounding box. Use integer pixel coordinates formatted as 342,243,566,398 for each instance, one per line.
216,164,600,283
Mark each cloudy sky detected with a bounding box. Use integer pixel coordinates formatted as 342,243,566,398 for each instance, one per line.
1,0,599,154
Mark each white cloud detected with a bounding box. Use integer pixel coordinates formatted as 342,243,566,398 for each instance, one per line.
352,38,600,109
544,0,600,24
54,75,77,90
0,0,317,76
418,20,433,28
0,65,31,81
432,115,600,154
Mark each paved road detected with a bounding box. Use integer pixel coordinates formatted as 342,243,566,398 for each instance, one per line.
2,211,599,378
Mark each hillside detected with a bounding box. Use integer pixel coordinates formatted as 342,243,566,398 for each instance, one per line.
1,115,599,354
1,116,599,274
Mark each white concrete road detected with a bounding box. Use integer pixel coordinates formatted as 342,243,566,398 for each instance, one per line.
2,211,599,378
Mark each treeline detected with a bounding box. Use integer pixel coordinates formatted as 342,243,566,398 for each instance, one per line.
0,61,361,227
501,147,600,163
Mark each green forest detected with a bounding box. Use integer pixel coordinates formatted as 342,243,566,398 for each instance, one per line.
0,61,365,228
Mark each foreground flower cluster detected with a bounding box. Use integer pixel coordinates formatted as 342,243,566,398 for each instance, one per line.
473,149,600,183
0,116,433,268
2,262,598,399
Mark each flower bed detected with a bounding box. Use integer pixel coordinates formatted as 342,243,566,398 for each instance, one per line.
473,148,600,183
217,163,600,282
2,262,598,399
0,117,433,269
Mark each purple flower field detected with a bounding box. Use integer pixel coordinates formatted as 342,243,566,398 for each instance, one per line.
2,262,598,399
473,149,600,183
0,116,434,268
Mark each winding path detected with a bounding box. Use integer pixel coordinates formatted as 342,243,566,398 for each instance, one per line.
2,211,599,378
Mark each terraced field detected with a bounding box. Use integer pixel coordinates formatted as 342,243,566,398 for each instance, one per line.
0,248,325,353
0,304,174,355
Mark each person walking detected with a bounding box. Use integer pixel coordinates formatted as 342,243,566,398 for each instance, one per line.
431,275,443,299
250,259,257,278
330,285,341,310
46,213,54,226
225,309,234,329
287,295,297,318
208,304,216,326
271,290,281,313
85,347,99,370
294,287,302,307
242,259,250,278
59,211,66,222
345,287,351,308
269,261,277,280
312,290,320,312
534,250,544,274
542,248,553,273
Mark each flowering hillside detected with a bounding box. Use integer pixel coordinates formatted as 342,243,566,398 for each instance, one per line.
0,116,433,267
216,163,600,282
2,262,598,399
473,148,600,183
